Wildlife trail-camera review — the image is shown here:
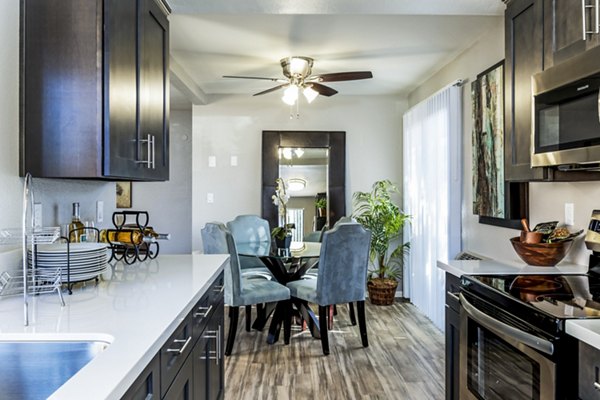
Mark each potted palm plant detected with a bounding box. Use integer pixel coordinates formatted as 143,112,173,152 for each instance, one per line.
352,180,410,305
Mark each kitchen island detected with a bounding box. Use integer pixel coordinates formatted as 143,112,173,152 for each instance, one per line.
0,253,228,400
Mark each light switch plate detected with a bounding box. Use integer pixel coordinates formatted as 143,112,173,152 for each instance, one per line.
230,155,238,166
208,156,216,168
207,193,214,203
96,200,104,223
565,202,574,226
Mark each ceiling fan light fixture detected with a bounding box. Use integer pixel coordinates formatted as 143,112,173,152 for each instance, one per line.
282,85,299,105
303,85,319,103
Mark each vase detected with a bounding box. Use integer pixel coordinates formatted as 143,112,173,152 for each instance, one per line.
274,236,292,255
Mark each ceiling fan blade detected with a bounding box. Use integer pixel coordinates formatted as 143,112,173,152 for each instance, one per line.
223,75,283,82
310,71,373,82
309,83,338,97
253,84,288,96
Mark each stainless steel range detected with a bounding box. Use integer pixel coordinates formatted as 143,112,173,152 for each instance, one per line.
458,212,600,399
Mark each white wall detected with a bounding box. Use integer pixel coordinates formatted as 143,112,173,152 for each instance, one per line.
134,109,193,254
408,16,600,266
192,94,407,251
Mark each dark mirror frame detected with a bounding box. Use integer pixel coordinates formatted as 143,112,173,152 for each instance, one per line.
262,130,346,233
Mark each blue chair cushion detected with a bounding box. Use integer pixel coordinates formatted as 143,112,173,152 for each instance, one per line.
241,267,273,280
287,279,318,304
232,278,291,307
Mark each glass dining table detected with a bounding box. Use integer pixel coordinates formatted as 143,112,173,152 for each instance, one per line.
238,241,322,344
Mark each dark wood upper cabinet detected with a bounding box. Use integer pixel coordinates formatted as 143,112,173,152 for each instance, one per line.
504,0,547,182
21,0,170,181
543,0,600,68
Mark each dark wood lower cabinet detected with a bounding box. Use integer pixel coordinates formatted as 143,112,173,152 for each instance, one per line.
578,341,600,400
121,354,160,400
194,300,224,400
445,272,461,400
123,272,224,400
163,355,194,400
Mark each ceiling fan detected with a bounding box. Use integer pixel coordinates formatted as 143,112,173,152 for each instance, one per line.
223,56,373,104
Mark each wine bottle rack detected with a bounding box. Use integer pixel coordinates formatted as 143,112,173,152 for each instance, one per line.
106,210,160,265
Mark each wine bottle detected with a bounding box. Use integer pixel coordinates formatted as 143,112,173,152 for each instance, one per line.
68,202,85,243
142,226,171,240
122,225,171,240
99,229,155,245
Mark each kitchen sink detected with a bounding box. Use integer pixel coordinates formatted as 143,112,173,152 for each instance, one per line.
0,338,110,400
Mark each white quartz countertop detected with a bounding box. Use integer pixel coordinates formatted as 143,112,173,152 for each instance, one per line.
0,253,228,400
566,319,600,350
437,258,588,278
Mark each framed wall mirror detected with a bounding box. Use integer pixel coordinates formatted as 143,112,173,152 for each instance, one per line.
262,131,345,240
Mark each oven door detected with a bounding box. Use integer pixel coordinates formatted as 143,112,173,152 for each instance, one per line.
459,293,556,400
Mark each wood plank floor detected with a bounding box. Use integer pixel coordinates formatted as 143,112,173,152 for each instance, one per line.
224,301,445,400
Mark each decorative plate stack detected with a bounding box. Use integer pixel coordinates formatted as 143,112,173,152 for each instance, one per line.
27,243,108,283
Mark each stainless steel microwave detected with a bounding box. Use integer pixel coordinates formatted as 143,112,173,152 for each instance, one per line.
531,46,600,169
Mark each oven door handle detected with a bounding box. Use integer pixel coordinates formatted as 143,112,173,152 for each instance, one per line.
459,293,554,356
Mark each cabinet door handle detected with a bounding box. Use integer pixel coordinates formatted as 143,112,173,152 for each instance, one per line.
136,134,153,168
594,0,600,34
594,382,600,391
194,305,213,318
213,285,224,294
583,0,597,39
150,134,155,169
166,336,192,354
201,327,221,364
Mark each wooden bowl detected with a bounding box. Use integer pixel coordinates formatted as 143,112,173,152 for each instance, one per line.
510,237,573,266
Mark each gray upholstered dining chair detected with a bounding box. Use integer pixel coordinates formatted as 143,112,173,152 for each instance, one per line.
286,222,371,355
201,222,291,356
227,215,271,256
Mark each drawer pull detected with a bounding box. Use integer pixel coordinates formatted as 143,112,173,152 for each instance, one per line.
213,285,224,294
166,336,191,355
194,305,213,318
594,382,600,391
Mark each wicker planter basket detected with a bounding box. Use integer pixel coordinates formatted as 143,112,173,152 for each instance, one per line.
367,279,398,305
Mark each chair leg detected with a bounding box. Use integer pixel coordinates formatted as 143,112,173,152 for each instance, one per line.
348,302,357,326
318,305,330,355
283,300,292,345
245,305,252,332
357,300,368,348
225,306,240,356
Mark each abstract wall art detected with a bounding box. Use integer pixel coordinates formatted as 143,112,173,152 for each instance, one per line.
472,61,505,219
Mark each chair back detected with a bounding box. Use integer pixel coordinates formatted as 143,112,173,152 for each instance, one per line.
227,215,271,256
333,216,354,227
201,222,243,306
316,222,371,305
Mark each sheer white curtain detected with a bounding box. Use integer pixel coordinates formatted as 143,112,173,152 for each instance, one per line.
403,84,462,331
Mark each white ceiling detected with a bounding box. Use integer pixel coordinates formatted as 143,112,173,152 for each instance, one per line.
167,0,504,104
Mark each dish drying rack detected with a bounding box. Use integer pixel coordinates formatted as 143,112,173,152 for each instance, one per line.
0,173,64,325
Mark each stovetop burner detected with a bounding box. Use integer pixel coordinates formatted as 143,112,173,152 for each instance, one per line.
462,272,600,323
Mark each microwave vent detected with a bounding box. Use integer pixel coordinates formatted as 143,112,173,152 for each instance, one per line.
557,163,600,172
455,251,488,261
